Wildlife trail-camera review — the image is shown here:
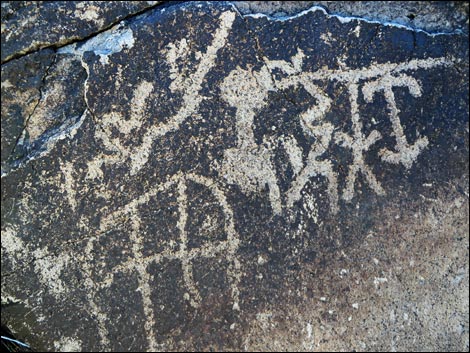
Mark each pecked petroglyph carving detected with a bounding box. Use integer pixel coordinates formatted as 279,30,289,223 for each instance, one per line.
270,51,339,213
2,2,467,352
42,23,451,350
85,172,241,351
362,73,429,169
21,8,453,350
61,53,456,349
129,11,236,175
219,65,282,214
85,10,450,215
335,82,385,201
218,50,340,215
220,53,451,210
85,11,236,177
16,171,242,351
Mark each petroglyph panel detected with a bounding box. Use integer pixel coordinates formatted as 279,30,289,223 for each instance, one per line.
1,2,468,352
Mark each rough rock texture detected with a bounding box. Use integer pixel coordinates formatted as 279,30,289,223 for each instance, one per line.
233,1,469,33
1,1,469,352
1,1,162,63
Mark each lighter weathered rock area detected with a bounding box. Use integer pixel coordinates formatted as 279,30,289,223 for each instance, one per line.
233,1,469,33
1,2,469,352
1,1,161,63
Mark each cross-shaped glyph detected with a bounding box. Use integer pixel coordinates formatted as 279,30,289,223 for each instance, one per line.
79,172,241,351
362,73,429,169
262,53,451,206
86,4,451,213
74,24,452,351
330,60,449,201
219,49,451,213
334,82,385,201
3,8,460,353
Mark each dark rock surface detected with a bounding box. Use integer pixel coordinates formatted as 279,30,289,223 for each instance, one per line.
1,1,161,63
1,2,469,352
233,1,469,33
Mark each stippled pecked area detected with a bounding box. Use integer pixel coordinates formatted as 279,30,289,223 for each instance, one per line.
1,2,468,351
